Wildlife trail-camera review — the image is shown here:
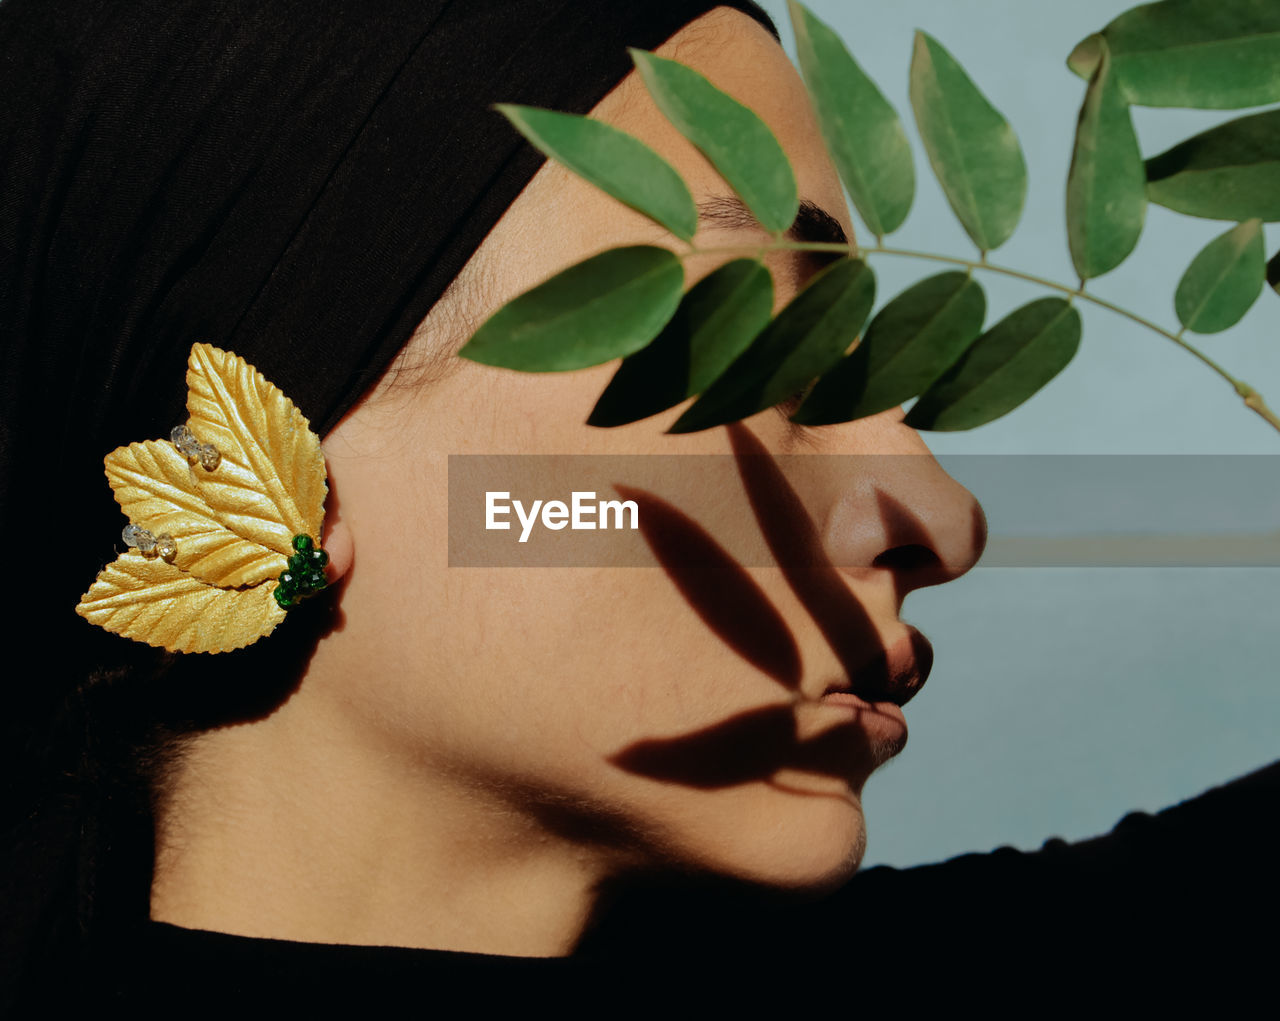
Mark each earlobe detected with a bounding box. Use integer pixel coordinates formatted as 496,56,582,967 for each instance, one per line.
321,516,354,584
320,519,355,583
317,450,354,584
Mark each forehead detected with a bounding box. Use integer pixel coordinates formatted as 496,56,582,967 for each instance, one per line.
592,7,852,243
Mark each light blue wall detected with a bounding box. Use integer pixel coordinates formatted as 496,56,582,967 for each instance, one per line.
755,0,1280,866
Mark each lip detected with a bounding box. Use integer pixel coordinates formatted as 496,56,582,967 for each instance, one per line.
813,690,909,765
819,626,934,708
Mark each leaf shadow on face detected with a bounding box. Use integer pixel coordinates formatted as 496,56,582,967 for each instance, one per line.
580,423,955,958
607,481,803,691
607,421,931,793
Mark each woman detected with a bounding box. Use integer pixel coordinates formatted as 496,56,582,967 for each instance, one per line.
1,0,1273,1006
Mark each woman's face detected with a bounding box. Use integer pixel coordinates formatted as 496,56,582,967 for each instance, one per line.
320,7,986,893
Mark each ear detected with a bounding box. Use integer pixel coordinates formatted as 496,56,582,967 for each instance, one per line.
321,516,354,583
319,454,354,582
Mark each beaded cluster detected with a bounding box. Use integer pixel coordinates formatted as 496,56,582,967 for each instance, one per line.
170,422,221,471
275,533,329,609
122,523,176,559
117,423,227,560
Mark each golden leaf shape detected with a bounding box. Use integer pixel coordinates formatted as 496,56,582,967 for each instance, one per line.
106,440,287,588
185,343,327,557
76,342,329,654
76,552,287,654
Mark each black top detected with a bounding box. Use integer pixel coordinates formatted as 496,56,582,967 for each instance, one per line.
64,757,1278,1008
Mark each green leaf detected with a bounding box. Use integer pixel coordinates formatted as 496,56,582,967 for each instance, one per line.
793,271,986,424
909,32,1028,253
1268,248,1280,297
668,258,875,433
629,48,798,236
1066,40,1147,281
458,246,684,371
1066,0,1280,109
788,0,914,238
905,297,1081,431
587,259,773,427
495,104,698,241
1174,219,1266,333
1146,110,1280,222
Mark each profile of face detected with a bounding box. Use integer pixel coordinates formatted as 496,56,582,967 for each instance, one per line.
171,7,986,950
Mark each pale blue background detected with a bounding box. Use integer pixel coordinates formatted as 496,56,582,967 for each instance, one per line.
754,0,1280,866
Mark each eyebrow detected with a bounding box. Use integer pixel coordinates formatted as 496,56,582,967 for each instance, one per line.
696,195,849,248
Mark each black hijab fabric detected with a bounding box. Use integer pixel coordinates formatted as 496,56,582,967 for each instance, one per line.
0,0,782,725
0,0,779,637
0,0,778,997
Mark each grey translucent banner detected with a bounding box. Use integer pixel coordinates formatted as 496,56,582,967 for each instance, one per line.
448,454,1280,567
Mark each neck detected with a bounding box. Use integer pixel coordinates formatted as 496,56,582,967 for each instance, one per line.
149,681,618,958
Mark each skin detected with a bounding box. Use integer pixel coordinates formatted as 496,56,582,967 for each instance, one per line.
150,7,987,957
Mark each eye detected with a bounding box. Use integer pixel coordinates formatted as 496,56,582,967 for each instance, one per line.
778,388,807,414
775,378,815,417
772,384,821,446
774,394,804,423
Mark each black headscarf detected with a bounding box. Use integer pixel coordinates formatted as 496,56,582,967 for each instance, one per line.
1,0,780,633
0,0,779,998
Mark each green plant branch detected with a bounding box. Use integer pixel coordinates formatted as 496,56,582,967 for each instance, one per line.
686,239,1280,435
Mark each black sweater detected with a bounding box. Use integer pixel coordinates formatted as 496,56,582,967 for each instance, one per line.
55,757,1277,1010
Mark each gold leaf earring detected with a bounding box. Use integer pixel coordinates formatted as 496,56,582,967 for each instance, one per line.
76,343,330,654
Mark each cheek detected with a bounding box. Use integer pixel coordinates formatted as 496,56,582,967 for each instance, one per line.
429,567,772,753
381,558,806,820
425,566,870,879
339,482,872,885
329,377,874,882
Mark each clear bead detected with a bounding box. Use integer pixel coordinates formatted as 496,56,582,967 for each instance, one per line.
125,525,157,553
170,423,201,457
198,443,221,471
155,533,177,558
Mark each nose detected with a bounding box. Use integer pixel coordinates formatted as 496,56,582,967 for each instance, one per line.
814,408,987,605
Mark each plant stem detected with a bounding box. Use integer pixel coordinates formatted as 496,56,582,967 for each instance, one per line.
687,240,1280,437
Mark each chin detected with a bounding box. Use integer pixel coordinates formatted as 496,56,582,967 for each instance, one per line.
683,782,870,898
758,813,867,898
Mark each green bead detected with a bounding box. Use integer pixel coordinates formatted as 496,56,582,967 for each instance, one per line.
275,547,328,609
